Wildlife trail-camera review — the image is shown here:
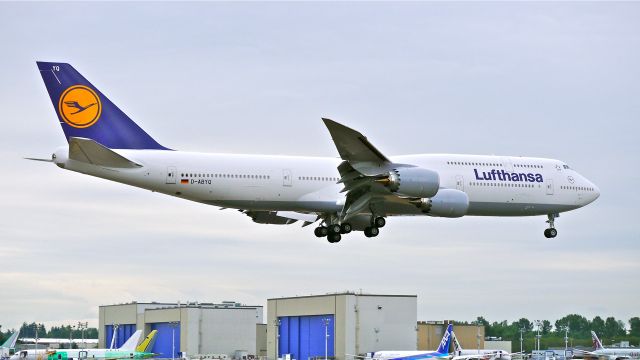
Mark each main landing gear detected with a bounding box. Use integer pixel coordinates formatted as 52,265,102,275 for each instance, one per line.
313,216,385,243
314,222,353,243
364,216,385,238
544,213,558,238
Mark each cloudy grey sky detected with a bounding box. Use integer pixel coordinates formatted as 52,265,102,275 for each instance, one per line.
1,2,638,331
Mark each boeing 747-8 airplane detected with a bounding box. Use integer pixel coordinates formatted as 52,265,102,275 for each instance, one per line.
33,62,600,243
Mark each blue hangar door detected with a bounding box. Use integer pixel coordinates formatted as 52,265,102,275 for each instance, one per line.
104,324,136,349
279,315,334,360
150,322,181,358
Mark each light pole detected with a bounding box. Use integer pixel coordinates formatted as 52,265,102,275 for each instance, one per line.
69,325,76,349
78,322,88,349
322,318,331,360
273,319,281,360
169,322,179,360
563,325,569,352
520,328,524,356
534,321,542,354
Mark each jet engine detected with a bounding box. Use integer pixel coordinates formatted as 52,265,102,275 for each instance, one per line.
411,188,469,218
380,167,440,198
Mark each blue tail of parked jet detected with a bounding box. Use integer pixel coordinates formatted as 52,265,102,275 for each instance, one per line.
36,61,168,150
436,324,453,354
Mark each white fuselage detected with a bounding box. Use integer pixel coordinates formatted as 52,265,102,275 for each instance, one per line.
454,350,511,360
52,148,600,218
592,349,640,360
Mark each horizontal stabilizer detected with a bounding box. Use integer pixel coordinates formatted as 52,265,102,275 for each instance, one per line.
69,137,141,168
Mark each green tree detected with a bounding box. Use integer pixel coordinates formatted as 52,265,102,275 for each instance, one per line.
604,317,625,338
592,316,605,335
541,320,552,334
514,318,533,332
555,315,590,338
629,317,640,337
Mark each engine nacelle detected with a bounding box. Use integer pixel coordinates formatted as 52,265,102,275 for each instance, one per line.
384,167,440,198
412,188,469,218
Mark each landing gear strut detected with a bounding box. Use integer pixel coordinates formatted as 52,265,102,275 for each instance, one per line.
544,213,558,238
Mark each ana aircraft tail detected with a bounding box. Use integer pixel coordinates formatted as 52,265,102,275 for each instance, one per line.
436,324,454,354
118,330,143,351
1,331,19,348
591,331,604,350
36,62,167,150
135,330,158,352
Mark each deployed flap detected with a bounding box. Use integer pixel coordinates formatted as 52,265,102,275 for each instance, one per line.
69,137,141,168
276,211,318,223
323,118,389,163
243,210,297,225
118,330,143,351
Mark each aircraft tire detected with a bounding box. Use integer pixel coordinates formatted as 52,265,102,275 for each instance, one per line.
548,228,557,238
374,217,386,228
340,223,352,234
544,229,551,238
315,226,328,237
328,224,341,234
328,233,341,243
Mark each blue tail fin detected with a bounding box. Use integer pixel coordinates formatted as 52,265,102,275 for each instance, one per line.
436,324,453,354
36,61,168,150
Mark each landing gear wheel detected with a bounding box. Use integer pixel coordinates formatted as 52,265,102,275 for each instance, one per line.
314,226,328,237
544,214,558,238
328,224,341,234
364,226,380,238
328,233,342,243
373,217,386,228
340,223,352,234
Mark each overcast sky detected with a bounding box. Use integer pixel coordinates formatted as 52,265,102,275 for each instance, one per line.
1,2,638,331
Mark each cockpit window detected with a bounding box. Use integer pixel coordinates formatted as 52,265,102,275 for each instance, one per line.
563,165,570,169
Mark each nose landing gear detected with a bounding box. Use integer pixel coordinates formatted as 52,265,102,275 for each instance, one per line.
544,213,558,238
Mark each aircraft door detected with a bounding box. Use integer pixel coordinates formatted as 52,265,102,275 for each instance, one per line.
545,179,554,195
166,166,177,184
282,169,292,187
79,351,87,360
455,175,464,191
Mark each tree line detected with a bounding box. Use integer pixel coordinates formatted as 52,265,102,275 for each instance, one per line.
0,322,98,343
461,315,640,352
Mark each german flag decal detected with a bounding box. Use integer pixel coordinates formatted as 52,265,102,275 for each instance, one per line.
180,179,188,184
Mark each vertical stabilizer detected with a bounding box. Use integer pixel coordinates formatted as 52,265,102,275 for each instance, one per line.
118,330,143,351
36,61,167,150
437,324,453,354
452,331,463,353
135,330,158,352
1,332,19,348
591,331,604,350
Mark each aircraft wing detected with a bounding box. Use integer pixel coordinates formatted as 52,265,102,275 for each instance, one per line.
323,118,417,222
323,118,389,164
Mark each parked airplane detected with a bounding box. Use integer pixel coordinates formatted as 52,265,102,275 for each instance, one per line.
451,331,514,360
33,62,600,243
1,332,20,360
573,331,640,360
10,331,147,360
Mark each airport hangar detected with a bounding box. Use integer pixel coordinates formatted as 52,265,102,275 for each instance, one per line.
99,293,495,360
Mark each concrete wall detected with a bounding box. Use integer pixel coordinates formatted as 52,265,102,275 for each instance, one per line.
268,293,417,360
256,324,267,357
417,323,484,351
99,302,263,357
